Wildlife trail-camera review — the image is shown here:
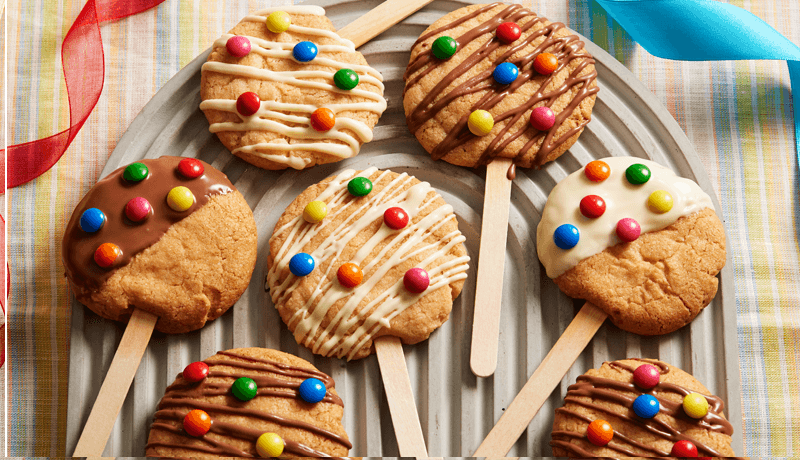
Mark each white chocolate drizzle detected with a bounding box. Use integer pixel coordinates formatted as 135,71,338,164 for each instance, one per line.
200,6,387,169
267,168,470,360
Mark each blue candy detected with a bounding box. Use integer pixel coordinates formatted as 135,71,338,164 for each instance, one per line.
553,224,579,249
493,62,519,85
632,394,660,419
80,208,106,233
289,253,315,276
292,41,318,62
298,378,326,404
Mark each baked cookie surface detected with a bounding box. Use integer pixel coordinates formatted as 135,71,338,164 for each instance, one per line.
200,5,386,170
403,2,598,170
267,168,470,360
63,156,257,334
146,347,352,458
550,359,735,457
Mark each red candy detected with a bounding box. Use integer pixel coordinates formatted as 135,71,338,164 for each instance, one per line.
579,195,605,218
178,158,204,179
616,217,641,242
226,35,251,57
183,361,210,382
125,197,152,222
310,107,336,132
586,419,613,446
633,364,661,389
403,268,430,293
337,263,363,288
585,160,611,182
384,207,409,230
94,243,122,268
671,440,699,457
183,409,212,437
530,106,555,131
496,22,521,43
236,92,261,116
533,52,559,75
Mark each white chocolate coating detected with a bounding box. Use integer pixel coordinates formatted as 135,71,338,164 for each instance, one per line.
536,157,714,278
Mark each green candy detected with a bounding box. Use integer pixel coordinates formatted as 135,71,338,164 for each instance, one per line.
432,36,457,60
625,164,651,185
334,68,359,90
347,177,373,197
231,377,258,401
123,162,149,182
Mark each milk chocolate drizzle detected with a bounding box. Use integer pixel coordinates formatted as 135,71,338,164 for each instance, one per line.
404,3,599,171
146,351,352,458
550,359,734,457
62,156,234,289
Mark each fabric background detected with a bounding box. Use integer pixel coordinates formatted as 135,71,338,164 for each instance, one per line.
5,0,799,456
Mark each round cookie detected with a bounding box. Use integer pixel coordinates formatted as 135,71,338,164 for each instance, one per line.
62,156,257,334
403,3,598,170
550,359,735,457
536,157,726,335
267,168,470,360
200,5,387,171
146,347,352,458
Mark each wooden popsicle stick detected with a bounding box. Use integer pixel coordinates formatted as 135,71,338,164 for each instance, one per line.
470,158,514,378
338,0,433,48
73,308,158,457
375,336,430,458
473,302,608,456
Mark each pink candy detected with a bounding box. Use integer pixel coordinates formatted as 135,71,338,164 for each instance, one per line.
226,36,252,57
403,268,430,294
633,364,661,389
530,106,555,131
616,218,641,242
125,197,151,222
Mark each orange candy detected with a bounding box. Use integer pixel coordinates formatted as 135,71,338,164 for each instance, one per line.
584,160,611,182
94,243,122,268
310,107,336,132
586,419,614,446
337,263,363,288
533,52,558,75
183,409,212,437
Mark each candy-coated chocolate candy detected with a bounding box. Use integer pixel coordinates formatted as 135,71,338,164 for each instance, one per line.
293,41,318,62
585,160,611,182
231,377,258,401
683,393,709,418
178,158,204,179
183,409,211,437
167,186,195,212
632,394,660,419
334,68,359,90
493,62,519,85
626,163,651,185
256,432,284,457
226,35,251,57
303,200,328,223
648,190,673,213
289,253,315,277
236,92,261,116
496,21,521,43
80,208,106,233
123,162,149,182
553,224,579,249
384,207,409,229
468,109,494,136
616,218,641,242
310,107,336,132
533,52,558,75
432,36,457,59
125,197,152,222
579,195,606,218
337,263,363,288
347,177,373,196
633,364,661,389
403,268,430,293
298,377,326,403
183,361,209,382
530,106,555,131
94,243,122,268
266,11,291,33
586,419,613,446
671,440,699,457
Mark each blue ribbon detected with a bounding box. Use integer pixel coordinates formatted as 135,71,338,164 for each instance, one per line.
593,0,800,169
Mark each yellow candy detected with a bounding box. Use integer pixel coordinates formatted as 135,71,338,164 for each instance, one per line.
167,186,195,212
266,11,291,33
683,393,709,418
648,190,673,213
256,432,285,457
303,200,328,223
468,109,494,136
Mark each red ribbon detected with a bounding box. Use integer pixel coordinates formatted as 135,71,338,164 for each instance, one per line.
5,0,168,189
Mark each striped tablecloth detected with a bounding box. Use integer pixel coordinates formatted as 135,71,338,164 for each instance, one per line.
7,0,800,456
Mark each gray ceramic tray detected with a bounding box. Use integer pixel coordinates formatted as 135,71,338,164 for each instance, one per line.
65,0,742,456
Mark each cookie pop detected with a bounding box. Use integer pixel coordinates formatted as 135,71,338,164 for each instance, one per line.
403,2,599,377
474,157,726,455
